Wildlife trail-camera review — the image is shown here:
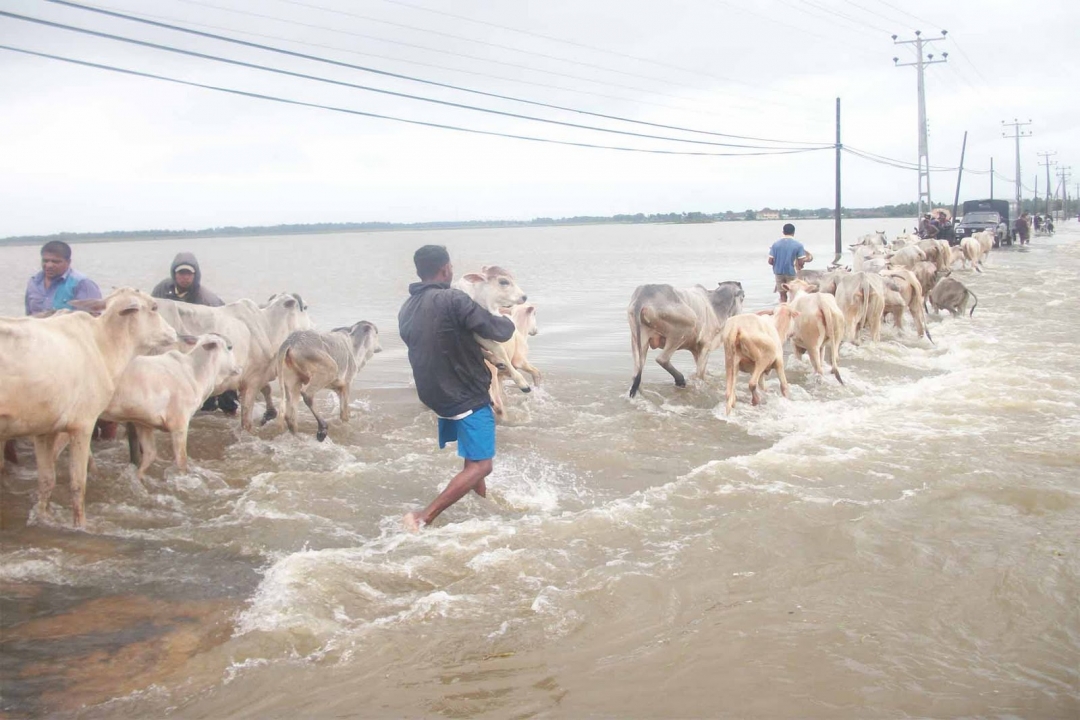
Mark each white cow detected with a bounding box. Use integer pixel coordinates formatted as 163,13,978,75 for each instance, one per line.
834,272,886,343
722,305,800,414
156,293,313,431
783,279,845,384
0,289,178,526
453,266,532,393
100,333,241,478
488,303,542,417
959,236,984,273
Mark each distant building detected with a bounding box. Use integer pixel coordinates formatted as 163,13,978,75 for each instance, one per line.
758,209,780,220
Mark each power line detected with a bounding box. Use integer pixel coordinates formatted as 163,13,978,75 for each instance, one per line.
46,1,812,120
794,0,893,34
35,1,829,146
0,44,831,159
870,0,933,27
167,0,800,109
321,0,798,100
3,11,831,151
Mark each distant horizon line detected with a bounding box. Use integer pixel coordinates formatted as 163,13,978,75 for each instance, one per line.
2,203,938,245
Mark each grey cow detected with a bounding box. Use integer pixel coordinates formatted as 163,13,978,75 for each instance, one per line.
928,277,979,317
277,322,381,441
628,281,744,397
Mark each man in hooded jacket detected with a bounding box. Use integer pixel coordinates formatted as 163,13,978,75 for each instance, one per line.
152,252,237,413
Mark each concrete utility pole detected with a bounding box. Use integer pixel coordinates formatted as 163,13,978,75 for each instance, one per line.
1002,119,1032,215
894,30,949,219
1038,151,1057,216
1056,166,1072,219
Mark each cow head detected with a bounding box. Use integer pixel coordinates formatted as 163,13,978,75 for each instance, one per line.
460,266,527,310
193,333,242,395
78,288,178,353
511,303,539,336
263,292,315,345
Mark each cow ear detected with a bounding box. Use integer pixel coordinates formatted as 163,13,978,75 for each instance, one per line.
70,298,107,315
807,283,820,293
283,298,297,308
781,283,790,292
526,306,535,314
180,335,198,347
463,273,484,283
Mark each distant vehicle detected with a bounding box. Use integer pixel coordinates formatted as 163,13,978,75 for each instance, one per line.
956,199,1012,247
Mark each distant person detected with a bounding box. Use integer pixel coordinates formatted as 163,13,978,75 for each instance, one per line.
1015,212,1031,245
920,214,939,239
768,223,812,304
151,252,236,414
398,245,516,531
24,239,102,315
1033,215,1043,232
1045,216,1054,233
151,252,224,306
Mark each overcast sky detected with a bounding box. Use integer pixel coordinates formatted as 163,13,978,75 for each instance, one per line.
1,0,1076,237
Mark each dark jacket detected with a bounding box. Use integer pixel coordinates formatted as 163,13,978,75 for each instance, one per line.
151,252,224,306
398,282,515,418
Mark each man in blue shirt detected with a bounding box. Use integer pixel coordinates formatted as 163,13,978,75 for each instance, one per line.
24,240,102,315
768,223,812,303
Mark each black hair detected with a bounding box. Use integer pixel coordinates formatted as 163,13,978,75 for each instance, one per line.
782,223,796,235
40,240,72,260
413,245,451,280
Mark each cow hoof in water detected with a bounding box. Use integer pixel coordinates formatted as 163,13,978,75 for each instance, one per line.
316,429,327,442
260,408,278,426
520,386,531,393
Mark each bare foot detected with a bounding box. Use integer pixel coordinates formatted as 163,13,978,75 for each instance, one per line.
403,511,424,532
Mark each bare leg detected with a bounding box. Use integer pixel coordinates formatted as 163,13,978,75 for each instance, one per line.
404,459,493,531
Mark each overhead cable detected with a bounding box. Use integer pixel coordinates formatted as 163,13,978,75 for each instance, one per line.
167,0,801,109
0,45,831,159
42,0,828,146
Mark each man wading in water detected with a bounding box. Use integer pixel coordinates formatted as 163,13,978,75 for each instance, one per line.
398,245,515,531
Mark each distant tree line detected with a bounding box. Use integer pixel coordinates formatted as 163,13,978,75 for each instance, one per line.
1,201,971,245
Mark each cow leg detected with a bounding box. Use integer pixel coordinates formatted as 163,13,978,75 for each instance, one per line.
336,386,350,422
3,439,16,467
32,434,60,519
807,341,825,378
66,429,92,528
485,360,505,418
655,333,691,388
282,374,300,435
135,425,158,479
518,360,542,386
126,422,141,467
259,385,278,425
480,337,531,393
170,426,190,474
303,393,328,442
239,382,260,432
748,360,765,406
724,345,738,415
774,356,792,399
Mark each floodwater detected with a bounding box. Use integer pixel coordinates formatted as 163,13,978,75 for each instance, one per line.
1,219,1078,718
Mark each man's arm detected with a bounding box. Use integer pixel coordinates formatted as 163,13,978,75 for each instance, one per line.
454,292,515,342
75,277,102,302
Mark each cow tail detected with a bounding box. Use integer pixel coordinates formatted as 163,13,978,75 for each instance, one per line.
968,289,979,317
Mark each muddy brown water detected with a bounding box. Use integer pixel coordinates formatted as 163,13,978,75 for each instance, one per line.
1,220,1078,718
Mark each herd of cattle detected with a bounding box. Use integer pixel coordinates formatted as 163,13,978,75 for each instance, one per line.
0,266,545,528
628,229,987,414
0,236,985,529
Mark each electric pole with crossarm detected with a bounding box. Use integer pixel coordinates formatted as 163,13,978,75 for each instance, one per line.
1037,151,1056,217
893,30,948,220
1002,119,1032,216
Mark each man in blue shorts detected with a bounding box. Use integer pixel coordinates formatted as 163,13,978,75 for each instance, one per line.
398,245,516,531
768,223,812,303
